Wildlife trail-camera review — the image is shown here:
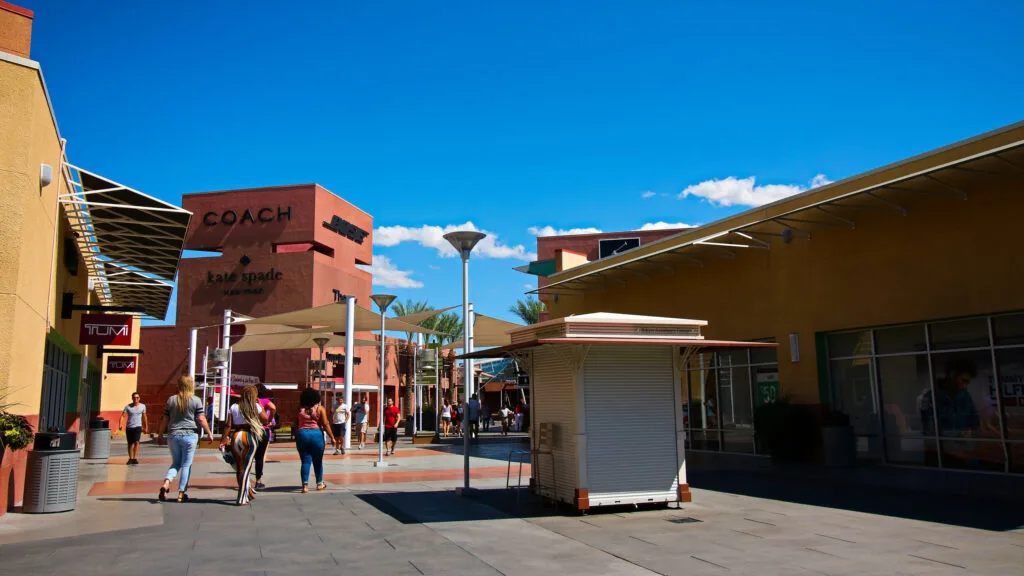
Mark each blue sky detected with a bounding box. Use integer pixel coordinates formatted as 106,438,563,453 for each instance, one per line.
24,0,1023,325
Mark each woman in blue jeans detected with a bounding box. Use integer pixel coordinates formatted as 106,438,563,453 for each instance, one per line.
295,388,336,493
157,376,215,502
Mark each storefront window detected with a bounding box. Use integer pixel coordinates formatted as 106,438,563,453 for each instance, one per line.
683,345,777,455
828,313,1024,474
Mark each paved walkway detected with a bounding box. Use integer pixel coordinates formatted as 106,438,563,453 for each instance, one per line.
1,438,1021,576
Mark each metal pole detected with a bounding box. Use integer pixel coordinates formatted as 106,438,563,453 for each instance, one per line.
377,309,386,466
344,295,355,450
413,335,418,434
188,328,198,381
462,257,472,490
219,309,232,422
435,345,440,438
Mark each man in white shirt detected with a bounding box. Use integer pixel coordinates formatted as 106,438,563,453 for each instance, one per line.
332,398,349,455
352,394,370,450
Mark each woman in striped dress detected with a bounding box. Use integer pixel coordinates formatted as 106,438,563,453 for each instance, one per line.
220,385,268,505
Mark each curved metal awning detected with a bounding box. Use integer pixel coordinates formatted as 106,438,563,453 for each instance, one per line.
60,162,191,319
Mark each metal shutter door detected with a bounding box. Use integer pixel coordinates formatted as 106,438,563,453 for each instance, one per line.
584,345,678,498
531,346,577,504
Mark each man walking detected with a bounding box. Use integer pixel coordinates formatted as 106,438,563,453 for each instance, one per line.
332,397,349,455
382,397,400,456
352,394,369,450
117,392,147,465
468,393,480,440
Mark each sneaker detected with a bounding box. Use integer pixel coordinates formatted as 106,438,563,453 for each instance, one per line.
255,482,266,491
131,459,139,465
390,449,395,455
126,459,132,465
332,448,340,456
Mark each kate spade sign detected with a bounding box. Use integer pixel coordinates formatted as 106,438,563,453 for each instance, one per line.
207,268,283,296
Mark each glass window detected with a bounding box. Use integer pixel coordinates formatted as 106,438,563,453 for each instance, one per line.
995,348,1024,441
828,331,872,358
993,313,1024,347
830,358,878,437
875,324,926,355
929,351,1004,471
717,365,752,429
929,318,990,350
722,430,755,454
877,355,935,466
749,343,778,365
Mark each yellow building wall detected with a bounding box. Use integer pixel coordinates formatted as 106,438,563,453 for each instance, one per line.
547,179,1024,404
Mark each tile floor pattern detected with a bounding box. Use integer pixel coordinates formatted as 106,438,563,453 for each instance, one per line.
0,439,1021,576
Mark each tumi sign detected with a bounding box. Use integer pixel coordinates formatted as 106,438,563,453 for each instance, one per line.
106,356,138,374
80,314,133,346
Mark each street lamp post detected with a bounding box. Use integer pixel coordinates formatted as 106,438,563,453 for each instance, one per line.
371,294,397,468
443,230,486,493
312,336,330,395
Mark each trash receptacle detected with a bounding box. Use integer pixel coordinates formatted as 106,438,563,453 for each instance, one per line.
84,418,111,460
23,431,78,514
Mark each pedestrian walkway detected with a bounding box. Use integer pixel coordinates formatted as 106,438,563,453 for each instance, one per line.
1,438,1021,575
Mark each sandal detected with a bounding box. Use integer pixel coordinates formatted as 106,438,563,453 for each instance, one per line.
177,492,189,502
301,484,309,494
158,487,167,502
316,482,327,491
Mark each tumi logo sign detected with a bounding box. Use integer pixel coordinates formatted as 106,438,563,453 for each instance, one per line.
80,314,133,346
106,356,137,374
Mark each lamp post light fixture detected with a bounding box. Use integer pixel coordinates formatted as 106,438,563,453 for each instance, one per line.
371,293,397,468
443,230,486,493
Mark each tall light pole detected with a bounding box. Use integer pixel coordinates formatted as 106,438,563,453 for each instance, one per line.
443,230,486,493
313,336,330,394
371,294,397,468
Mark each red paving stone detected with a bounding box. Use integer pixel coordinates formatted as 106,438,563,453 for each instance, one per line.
88,465,529,496
107,448,442,466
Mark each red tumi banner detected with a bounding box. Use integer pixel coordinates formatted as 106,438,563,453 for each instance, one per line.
106,355,138,374
79,314,133,346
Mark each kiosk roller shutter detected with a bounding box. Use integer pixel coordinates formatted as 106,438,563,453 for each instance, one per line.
531,346,577,504
584,345,678,500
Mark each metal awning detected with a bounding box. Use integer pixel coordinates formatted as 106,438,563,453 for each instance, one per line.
59,163,191,318
532,124,1024,295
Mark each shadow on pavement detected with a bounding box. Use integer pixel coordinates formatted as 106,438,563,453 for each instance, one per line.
359,487,676,524
420,439,531,464
689,469,1024,532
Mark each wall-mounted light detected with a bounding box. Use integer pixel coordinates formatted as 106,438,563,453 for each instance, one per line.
789,332,800,362
781,227,794,244
40,164,53,188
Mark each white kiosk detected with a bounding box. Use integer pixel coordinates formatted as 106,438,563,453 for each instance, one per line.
460,312,774,511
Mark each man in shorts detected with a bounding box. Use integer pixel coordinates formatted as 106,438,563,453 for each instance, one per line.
117,392,148,465
332,397,349,455
382,397,401,456
352,394,369,450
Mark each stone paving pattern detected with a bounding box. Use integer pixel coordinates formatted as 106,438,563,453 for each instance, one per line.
0,436,1021,576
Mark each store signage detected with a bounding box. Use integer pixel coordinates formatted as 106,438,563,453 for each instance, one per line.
106,356,137,374
202,206,292,226
231,374,261,387
322,216,369,244
326,352,361,366
207,266,283,296
80,314,133,346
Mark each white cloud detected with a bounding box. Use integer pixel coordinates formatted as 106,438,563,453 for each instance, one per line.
641,191,656,199
638,222,697,231
528,225,603,237
523,284,534,290
428,264,440,270
678,174,832,207
359,255,423,289
374,221,536,260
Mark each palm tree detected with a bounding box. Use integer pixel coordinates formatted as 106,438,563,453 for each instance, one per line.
431,311,464,346
390,299,434,343
509,297,545,325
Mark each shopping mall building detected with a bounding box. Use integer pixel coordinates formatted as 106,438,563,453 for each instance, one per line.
528,121,1024,494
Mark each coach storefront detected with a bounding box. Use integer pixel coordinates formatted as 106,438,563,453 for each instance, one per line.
532,121,1024,492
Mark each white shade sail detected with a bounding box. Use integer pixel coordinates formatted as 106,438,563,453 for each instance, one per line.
231,322,381,352
392,305,459,326
236,301,441,335
450,314,524,349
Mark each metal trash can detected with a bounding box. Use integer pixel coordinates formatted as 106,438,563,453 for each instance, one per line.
23,432,78,514
83,418,111,460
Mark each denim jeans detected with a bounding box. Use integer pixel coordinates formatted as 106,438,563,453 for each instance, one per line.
295,428,325,485
164,433,198,492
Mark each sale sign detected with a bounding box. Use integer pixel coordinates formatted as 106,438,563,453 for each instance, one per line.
106,356,137,374
80,314,133,346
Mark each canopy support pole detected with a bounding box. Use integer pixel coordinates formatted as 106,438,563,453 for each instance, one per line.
344,296,355,450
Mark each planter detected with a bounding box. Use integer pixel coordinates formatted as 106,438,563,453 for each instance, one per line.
822,425,856,467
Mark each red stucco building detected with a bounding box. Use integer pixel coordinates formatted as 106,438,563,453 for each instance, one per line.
138,184,402,425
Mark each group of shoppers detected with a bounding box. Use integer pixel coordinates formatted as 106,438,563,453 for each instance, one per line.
130,377,413,506
439,394,527,438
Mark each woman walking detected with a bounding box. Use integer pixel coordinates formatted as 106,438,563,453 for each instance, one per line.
296,387,336,493
253,384,277,491
157,376,215,503
440,399,452,437
221,385,268,506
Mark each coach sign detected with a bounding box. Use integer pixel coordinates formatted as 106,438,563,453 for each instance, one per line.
106,356,138,374
80,314,133,346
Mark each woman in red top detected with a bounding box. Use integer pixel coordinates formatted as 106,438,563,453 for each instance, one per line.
295,388,336,493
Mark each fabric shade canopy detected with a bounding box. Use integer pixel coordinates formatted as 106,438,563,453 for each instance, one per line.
392,305,459,326
237,302,441,335
450,313,524,349
231,323,381,352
